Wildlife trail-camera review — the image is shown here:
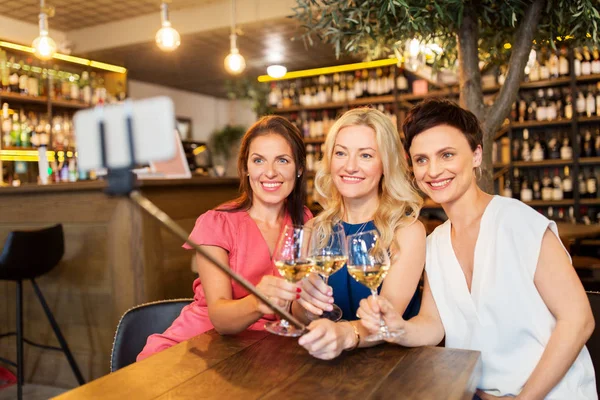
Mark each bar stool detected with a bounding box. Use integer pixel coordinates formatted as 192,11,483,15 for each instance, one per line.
0,224,85,400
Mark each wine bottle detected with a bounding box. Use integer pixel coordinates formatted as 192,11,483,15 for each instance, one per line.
541,169,553,201
548,133,561,160
576,91,586,117
579,172,588,199
582,129,595,158
574,48,583,77
586,168,598,198
521,129,532,162
532,134,545,162
521,174,533,202
512,168,522,200
552,168,563,201
563,166,573,199
586,85,596,117
582,47,592,76
592,47,600,74
559,47,570,76
532,172,542,200
503,176,513,198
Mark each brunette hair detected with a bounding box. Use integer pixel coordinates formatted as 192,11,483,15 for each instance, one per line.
402,98,483,159
216,115,307,225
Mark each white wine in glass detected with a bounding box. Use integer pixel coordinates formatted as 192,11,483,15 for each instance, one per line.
308,221,347,321
265,225,313,337
347,229,401,342
346,262,390,291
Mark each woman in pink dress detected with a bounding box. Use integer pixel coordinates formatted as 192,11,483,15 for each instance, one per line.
137,115,312,361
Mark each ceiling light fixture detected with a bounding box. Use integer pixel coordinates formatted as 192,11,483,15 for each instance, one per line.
257,58,399,82
267,65,287,78
32,0,57,61
224,0,245,75
155,0,181,52
0,42,127,74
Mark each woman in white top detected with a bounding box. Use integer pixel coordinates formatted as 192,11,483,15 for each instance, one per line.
357,98,596,399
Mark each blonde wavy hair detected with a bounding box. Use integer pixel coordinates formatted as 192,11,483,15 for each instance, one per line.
312,107,422,257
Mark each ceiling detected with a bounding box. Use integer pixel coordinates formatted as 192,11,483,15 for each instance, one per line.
0,0,360,98
83,17,360,98
0,0,214,31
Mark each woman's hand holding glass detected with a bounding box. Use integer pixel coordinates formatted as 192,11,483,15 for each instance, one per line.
301,222,347,321
296,273,335,320
298,318,356,360
347,229,403,341
265,224,314,337
357,295,406,343
254,274,302,316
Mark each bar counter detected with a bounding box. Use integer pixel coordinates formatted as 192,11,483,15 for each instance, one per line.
0,176,240,388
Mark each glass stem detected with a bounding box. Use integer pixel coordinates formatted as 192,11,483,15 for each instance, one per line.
280,300,291,329
372,289,389,336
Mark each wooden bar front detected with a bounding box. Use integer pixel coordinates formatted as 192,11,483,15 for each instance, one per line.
0,177,239,388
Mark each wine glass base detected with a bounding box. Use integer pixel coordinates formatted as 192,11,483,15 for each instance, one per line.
320,304,343,322
364,329,404,342
264,321,305,337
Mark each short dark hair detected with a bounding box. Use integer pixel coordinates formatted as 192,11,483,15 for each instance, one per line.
402,98,483,157
217,115,307,226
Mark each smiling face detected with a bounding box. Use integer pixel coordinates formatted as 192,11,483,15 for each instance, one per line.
330,125,383,203
247,133,298,208
409,124,482,205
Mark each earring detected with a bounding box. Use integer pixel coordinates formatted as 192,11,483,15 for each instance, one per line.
297,174,301,178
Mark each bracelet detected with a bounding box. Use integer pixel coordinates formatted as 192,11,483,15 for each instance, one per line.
344,322,360,351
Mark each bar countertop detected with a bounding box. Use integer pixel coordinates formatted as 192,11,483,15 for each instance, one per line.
0,176,240,195
0,174,241,388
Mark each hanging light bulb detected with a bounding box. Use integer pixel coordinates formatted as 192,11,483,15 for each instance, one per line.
32,0,56,61
224,0,245,75
156,1,181,52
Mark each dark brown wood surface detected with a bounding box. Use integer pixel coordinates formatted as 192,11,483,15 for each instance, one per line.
557,223,600,242
54,330,481,400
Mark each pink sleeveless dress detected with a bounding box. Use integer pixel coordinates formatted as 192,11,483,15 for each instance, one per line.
137,207,312,361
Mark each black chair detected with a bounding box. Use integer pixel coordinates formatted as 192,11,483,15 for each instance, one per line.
0,224,85,400
586,291,600,395
110,299,192,372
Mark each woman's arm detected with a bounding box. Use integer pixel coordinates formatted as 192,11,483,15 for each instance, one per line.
197,247,300,335
380,219,427,317
517,228,595,400
359,272,445,347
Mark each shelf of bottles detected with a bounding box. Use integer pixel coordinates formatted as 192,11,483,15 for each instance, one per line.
494,45,600,224
0,48,127,186
267,65,429,206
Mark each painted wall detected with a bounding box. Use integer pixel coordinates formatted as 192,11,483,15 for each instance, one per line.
128,79,256,141
128,79,256,176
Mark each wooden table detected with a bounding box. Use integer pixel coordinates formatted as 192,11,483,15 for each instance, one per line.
54,330,481,400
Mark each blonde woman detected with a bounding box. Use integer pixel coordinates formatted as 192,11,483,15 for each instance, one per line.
294,107,426,360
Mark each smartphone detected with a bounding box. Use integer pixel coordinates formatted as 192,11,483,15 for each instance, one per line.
73,96,176,171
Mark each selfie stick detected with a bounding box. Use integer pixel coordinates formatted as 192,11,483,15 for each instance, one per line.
95,103,307,333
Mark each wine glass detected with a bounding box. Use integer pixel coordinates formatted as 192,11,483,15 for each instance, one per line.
308,221,347,321
265,225,314,337
346,229,401,341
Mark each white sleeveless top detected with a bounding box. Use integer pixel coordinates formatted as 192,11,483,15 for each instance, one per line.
426,196,597,398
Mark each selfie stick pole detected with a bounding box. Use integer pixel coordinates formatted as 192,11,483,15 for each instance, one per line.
96,104,307,333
